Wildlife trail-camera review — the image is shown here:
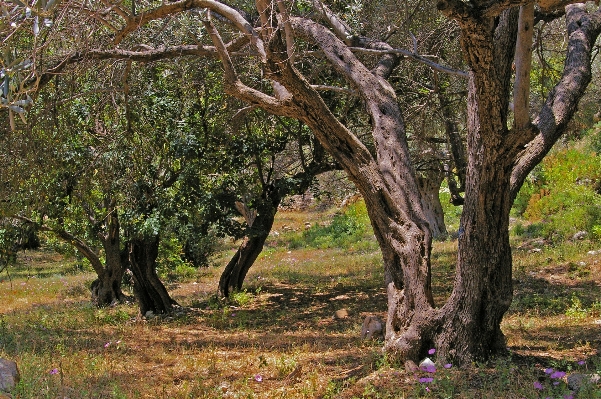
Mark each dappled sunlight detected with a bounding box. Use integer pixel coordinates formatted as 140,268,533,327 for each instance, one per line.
2,207,601,397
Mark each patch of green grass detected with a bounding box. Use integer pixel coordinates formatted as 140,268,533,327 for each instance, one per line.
287,201,376,250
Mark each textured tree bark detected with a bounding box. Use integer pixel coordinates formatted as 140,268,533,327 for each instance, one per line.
127,236,176,315
91,211,127,307
417,171,448,239
219,184,281,297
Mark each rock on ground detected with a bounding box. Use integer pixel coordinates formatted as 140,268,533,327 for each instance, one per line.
333,309,349,320
360,315,385,340
0,359,19,393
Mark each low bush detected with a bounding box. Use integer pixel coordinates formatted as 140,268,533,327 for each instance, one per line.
289,201,372,249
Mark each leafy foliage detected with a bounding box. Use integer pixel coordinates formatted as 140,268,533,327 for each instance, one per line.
518,142,601,241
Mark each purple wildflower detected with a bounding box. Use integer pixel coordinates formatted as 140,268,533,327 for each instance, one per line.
421,365,437,373
104,341,111,348
550,371,566,379
254,374,263,382
544,368,554,374
577,360,586,366
419,377,434,383
428,348,436,355
444,363,452,369
564,394,574,399
533,381,544,390
49,368,59,375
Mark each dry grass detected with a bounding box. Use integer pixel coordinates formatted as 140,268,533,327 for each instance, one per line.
1,208,600,398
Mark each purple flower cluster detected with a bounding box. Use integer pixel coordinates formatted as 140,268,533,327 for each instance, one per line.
533,366,576,399
415,348,453,393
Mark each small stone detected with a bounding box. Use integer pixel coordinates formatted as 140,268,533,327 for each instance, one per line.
528,248,542,253
587,250,600,256
572,231,587,240
360,315,385,340
144,310,154,319
419,357,435,370
568,373,601,392
567,373,586,391
333,309,349,320
0,359,19,393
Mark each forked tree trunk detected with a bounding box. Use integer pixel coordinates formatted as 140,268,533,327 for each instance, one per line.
91,209,127,306
127,236,176,315
383,9,521,363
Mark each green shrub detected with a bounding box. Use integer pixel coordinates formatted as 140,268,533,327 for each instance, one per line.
518,146,601,241
293,201,371,249
157,236,197,282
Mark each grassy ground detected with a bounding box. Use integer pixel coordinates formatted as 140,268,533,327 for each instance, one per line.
1,205,600,398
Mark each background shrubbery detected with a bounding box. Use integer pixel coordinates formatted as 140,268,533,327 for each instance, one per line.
513,124,601,241
288,201,374,250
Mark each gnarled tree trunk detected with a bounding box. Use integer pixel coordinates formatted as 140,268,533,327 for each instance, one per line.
91,208,128,306
127,236,176,315
219,185,281,297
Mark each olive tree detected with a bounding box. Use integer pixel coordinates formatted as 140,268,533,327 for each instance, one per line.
2,0,600,364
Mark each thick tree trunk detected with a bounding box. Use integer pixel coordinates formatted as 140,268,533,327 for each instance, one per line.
219,192,280,297
91,209,127,306
405,8,521,363
437,157,515,359
127,236,176,315
90,249,127,306
219,234,269,297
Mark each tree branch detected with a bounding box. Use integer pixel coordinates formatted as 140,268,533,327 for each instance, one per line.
276,0,295,62
350,47,468,78
311,84,357,96
513,3,535,130
13,216,105,276
31,45,219,90
203,13,293,116
113,0,266,60
510,4,601,196
311,0,353,44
